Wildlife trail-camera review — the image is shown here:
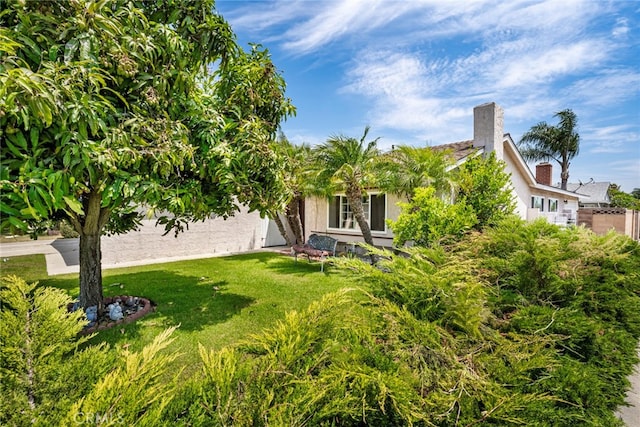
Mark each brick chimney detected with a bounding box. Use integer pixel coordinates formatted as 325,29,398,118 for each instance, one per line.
535,163,552,186
473,102,504,160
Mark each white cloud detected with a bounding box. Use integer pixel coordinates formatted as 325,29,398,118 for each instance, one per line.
612,17,630,38
494,41,607,89
609,159,640,191
220,0,638,188
583,124,639,154
564,70,640,107
280,0,423,54
218,1,310,33
339,25,613,142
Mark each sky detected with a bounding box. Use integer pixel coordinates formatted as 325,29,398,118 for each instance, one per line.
216,0,640,192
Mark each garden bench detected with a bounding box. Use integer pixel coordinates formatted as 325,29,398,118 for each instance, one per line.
291,234,338,272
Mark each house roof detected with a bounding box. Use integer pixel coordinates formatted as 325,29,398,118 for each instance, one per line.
565,181,611,204
431,136,581,200
431,140,478,161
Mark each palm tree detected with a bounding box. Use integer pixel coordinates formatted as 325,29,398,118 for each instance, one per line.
312,126,380,247
518,109,580,190
379,145,454,202
283,140,311,245
269,133,310,246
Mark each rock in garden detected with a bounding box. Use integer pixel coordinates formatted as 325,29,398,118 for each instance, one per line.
86,305,98,322
108,303,124,321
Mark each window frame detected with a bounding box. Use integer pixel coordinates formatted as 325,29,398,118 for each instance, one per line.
327,192,387,233
531,196,544,211
548,198,558,213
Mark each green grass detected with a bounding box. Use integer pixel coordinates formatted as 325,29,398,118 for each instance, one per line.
1,254,49,283
0,252,359,377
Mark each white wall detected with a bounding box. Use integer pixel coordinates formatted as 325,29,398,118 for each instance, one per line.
262,215,288,247
101,208,265,267
304,193,404,248
503,148,531,220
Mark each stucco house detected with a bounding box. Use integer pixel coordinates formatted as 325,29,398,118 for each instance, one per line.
302,102,581,248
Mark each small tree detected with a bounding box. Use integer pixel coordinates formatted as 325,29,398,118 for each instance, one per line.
518,109,580,190
455,152,516,229
270,133,311,246
609,184,640,210
390,186,477,248
312,127,380,247
1,1,294,308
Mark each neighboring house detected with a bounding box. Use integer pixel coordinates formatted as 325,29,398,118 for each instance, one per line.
303,102,581,248
562,180,639,240
564,180,612,207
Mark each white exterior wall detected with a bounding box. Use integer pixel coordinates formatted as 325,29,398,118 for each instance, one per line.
502,137,580,224
503,156,579,224
262,214,289,247
503,148,531,220
304,193,404,248
101,207,265,268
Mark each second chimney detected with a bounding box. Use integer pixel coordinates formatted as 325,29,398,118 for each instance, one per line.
535,163,553,186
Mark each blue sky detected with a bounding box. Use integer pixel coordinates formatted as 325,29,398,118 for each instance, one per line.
216,0,640,192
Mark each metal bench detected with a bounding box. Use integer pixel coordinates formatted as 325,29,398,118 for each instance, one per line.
291,234,338,272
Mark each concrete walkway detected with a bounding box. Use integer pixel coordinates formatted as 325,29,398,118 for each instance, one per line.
0,239,638,425
618,351,640,426
0,238,76,275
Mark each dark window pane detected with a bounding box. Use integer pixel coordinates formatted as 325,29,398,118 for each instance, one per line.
329,196,340,228
370,194,386,231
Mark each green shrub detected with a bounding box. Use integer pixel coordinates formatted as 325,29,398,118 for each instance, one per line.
58,220,79,238
0,276,178,426
167,290,469,426
390,186,477,248
0,276,113,425
455,151,516,228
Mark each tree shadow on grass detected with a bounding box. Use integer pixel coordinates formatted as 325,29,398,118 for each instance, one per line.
43,270,255,346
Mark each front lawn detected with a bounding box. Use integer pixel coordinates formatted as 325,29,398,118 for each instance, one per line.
2,221,639,425
0,252,358,376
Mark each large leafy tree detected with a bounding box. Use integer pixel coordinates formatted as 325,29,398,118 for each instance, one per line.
518,109,580,190
312,127,380,247
0,0,294,308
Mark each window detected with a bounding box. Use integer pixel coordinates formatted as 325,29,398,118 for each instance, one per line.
531,196,544,211
328,194,386,232
548,199,558,212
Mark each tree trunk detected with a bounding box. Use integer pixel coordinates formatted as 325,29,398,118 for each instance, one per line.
286,196,304,244
346,185,375,247
79,231,103,309
69,190,111,309
560,165,569,190
272,213,293,247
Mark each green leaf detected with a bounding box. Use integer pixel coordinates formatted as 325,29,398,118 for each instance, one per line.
63,196,84,215
8,130,28,150
0,201,21,216
29,127,39,147
20,206,39,219
64,38,79,64
7,215,27,230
